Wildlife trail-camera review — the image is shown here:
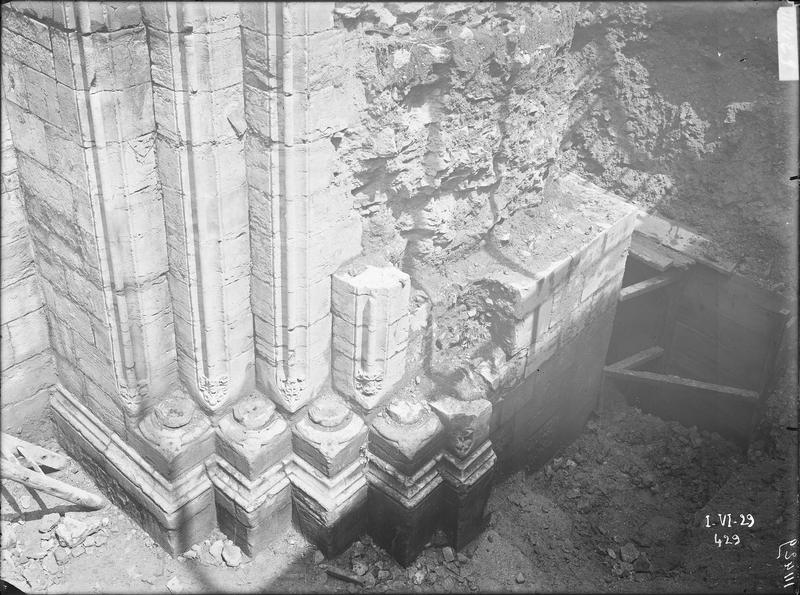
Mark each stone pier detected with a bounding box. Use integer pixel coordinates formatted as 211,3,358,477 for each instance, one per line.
2,1,639,567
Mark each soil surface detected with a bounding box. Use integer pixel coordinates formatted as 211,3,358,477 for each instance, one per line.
562,1,797,295
2,361,795,594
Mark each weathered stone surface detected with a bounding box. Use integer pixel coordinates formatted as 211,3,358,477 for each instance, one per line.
439,465,494,550
0,105,54,425
331,260,411,413
209,457,292,557
289,393,369,555
51,388,217,556
132,393,215,481
368,482,443,567
292,478,368,558
292,393,367,477
369,396,443,476
54,516,101,548
216,392,291,480
0,1,645,568
367,395,445,564
430,397,491,460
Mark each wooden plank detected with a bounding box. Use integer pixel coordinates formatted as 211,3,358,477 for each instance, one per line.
636,213,710,253
606,346,665,371
603,367,759,401
0,459,106,510
629,234,695,271
607,368,760,446
629,235,676,271
1,434,68,471
620,270,682,302
668,319,768,391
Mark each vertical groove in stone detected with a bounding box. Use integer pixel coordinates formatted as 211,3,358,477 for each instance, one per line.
147,1,251,415
247,3,313,413
72,19,139,412
69,3,175,421
244,2,362,414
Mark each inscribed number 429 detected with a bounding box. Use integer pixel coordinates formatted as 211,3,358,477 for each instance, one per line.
714,533,741,547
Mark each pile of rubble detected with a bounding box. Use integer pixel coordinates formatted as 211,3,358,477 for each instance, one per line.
1,512,110,591
319,534,476,593
178,538,242,568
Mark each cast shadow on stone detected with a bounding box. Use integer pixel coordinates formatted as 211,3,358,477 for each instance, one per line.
0,485,90,523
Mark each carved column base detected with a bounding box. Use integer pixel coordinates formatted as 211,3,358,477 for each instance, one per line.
438,442,497,550
367,457,443,566
50,388,217,555
288,457,368,557
206,457,292,556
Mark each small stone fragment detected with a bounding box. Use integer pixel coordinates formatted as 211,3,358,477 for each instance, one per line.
515,573,525,584
183,549,197,560
55,516,101,548
457,553,469,564
41,552,59,575
620,542,639,563
72,545,85,558
199,548,216,566
19,493,32,510
633,553,652,573
22,566,42,589
209,539,224,562
1,525,17,550
41,537,57,551
442,547,455,563
166,576,183,593
352,558,369,576
39,514,60,534
377,570,391,581
222,542,242,567
54,548,70,565
94,533,108,547
314,549,325,565
412,569,425,585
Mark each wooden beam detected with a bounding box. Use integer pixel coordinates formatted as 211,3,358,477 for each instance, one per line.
629,235,679,271
620,270,682,302
606,346,665,371
1,459,106,510
603,367,760,402
1,434,68,471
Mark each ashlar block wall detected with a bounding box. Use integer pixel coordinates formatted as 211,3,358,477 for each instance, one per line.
0,1,638,563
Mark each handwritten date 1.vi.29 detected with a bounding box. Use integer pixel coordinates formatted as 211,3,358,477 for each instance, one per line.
705,513,756,529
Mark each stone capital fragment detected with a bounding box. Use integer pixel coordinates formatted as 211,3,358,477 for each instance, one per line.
332,259,411,414
135,390,214,481
369,395,442,476
430,397,492,460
